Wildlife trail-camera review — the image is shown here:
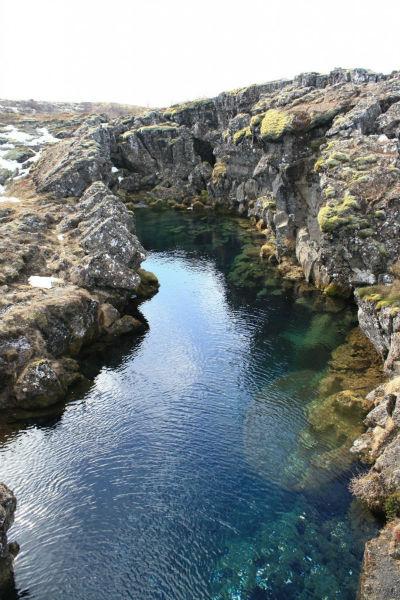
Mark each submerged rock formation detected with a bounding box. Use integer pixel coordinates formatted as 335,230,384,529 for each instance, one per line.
2,67,400,597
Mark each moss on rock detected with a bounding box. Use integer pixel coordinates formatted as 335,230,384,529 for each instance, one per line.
211,161,227,185
260,109,293,141
136,268,160,299
233,126,252,145
317,193,359,233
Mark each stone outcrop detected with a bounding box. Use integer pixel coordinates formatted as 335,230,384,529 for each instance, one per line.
0,180,153,411
33,116,115,197
0,483,18,589
107,70,393,294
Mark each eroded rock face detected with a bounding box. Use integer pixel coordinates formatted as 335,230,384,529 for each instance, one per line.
33,116,114,197
0,483,17,590
29,70,400,298
58,182,146,290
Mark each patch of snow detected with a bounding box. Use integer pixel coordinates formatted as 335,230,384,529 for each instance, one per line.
27,149,42,163
111,166,119,173
35,127,58,145
118,176,123,183
0,125,58,147
0,196,21,203
1,125,33,144
13,170,29,181
0,154,20,173
0,127,57,195
28,276,60,289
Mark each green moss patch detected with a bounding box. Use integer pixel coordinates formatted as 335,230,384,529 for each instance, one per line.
233,126,252,145
260,109,293,141
385,493,400,521
357,281,400,311
317,193,359,233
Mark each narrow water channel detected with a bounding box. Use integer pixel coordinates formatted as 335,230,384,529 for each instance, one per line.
0,211,377,599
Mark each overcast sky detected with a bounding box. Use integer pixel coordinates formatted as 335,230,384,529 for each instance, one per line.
1,0,399,107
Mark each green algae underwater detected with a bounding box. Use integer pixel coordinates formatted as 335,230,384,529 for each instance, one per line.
2,209,380,600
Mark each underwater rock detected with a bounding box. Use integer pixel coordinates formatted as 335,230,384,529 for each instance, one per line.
211,498,364,600
282,328,383,491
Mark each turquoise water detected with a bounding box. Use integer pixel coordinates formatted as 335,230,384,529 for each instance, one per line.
0,211,377,599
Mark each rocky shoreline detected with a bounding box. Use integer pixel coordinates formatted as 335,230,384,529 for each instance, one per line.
1,68,400,596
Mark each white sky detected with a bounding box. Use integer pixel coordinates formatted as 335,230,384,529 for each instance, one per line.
1,0,399,108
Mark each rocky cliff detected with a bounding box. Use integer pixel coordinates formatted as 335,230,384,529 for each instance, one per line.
31,68,400,294
2,67,400,597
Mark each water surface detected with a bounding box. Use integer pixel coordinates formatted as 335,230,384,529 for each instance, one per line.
1,211,376,599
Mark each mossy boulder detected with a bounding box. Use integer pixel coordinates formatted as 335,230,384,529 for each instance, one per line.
3,147,35,163
0,168,14,185
14,358,81,409
323,282,352,298
136,268,160,299
233,126,251,144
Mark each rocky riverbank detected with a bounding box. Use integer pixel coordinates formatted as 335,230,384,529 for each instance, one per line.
1,68,400,595
0,112,159,585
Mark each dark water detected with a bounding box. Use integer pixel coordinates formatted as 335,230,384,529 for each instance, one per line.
1,211,377,600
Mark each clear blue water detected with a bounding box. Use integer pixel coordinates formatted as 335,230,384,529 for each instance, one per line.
0,211,377,600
